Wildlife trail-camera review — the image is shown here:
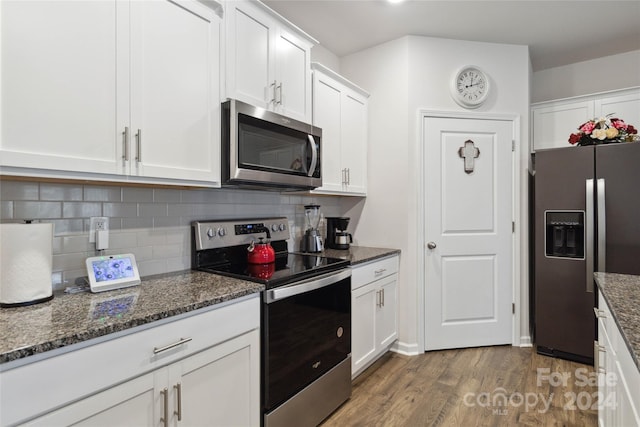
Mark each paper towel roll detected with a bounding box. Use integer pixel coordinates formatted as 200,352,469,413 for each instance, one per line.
0,223,54,307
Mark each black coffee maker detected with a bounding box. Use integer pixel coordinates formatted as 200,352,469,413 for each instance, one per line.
326,217,352,250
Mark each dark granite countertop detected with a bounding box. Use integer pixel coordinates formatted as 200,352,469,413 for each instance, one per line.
594,272,640,371
316,246,400,265
0,271,263,365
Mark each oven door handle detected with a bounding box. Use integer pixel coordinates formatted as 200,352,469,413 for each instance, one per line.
265,269,351,303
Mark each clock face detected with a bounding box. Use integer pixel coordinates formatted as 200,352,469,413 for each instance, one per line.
451,66,490,108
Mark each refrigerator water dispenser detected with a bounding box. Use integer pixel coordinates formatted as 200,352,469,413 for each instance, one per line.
545,211,584,259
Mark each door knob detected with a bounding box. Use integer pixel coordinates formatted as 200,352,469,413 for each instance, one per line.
427,242,437,249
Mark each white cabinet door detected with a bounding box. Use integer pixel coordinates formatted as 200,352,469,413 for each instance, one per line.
226,1,274,110
341,92,368,195
351,282,377,376
377,277,398,350
130,0,221,183
225,1,314,123
595,91,640,125
311,64,369,196
0,0,125,175
274,27,312,122
177,329,260,427
26,373,157,426
313,73,344,193
531,100,594,151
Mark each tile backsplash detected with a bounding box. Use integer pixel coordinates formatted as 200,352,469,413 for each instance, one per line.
0,180,345,290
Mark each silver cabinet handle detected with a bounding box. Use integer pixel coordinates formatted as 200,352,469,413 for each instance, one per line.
427,242,437,249
269,80,277,105
376,290,381,308
135,129,142,163
593,307,606,318
381,288,385,307
586,179,594,293
174,383,182,421
342,168,346,185
594,341,606,374
307,135,318,177
347,168,350,185
596,179,606,272
153,337,192,355
160,388,169,427
276,82,283,105
122,127,130,162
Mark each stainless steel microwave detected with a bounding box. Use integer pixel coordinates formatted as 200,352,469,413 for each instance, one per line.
222,99,322,190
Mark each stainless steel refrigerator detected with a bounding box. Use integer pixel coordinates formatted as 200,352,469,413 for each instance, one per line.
534,142,640,364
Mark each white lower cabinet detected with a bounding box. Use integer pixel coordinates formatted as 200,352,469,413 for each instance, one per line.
1,297,260,427
351,255,399,378
595,294,640,427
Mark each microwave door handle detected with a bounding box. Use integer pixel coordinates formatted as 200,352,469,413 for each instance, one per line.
307,135,318,177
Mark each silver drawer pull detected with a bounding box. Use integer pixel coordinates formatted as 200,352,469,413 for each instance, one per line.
374,268,386,277
153,337,192,355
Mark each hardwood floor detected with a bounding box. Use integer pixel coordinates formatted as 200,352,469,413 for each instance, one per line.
322,346,598,427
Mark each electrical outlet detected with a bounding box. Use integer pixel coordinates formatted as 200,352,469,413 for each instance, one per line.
89,217,109,243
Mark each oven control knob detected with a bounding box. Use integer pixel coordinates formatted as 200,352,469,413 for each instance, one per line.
206,228,215,239
271,224,278,232
279,223,286,231
217,227,226,237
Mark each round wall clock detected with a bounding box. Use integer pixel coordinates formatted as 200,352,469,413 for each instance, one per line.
450,66,490,109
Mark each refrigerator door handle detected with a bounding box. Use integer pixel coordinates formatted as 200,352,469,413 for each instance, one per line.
597,179,606,272
586,179,595,293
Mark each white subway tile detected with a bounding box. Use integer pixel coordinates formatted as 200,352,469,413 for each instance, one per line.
84,185,122,202
123,187,153,203
154,217,183,228
63,202,102,218
14,201,61,219
108,231,138,249
122,218,153,229
139,203,168,218
40,183,83,201
154,188,181,203
103,203,138,217
137,229,167,246
0,181,39,200
138,259,166,277
152,244,182,259
50,219,84,235
0,201,13,219
62,235,91,253
53,252,88,271
165,256,190,273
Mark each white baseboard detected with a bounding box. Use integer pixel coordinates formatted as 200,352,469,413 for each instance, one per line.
391,340,420,356
519,335,533,347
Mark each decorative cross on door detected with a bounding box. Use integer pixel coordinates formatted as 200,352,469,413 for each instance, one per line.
458,139,480,174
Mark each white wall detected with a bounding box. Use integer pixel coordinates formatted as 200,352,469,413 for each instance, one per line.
340,36,531,353
532,50,640,103
311,44,341,73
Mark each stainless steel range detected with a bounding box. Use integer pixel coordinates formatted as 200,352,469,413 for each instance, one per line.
192,217,351,427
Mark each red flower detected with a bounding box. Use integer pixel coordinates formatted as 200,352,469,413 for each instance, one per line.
610,118,628,130
568,133,582,145
579,121,596,134
627,124,637,134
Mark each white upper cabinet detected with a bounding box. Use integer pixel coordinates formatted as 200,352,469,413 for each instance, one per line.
1,1,122,175
129,0,221,183
531,87,640,152
225,0,316,123
1,0,222,186
312,63,369,196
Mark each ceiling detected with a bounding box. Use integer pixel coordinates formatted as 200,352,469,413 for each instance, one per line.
262,0,640,71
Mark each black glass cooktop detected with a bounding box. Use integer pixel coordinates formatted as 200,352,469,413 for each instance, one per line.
198,253,349,289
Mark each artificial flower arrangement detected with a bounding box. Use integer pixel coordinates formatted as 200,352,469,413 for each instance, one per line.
569,114,639,146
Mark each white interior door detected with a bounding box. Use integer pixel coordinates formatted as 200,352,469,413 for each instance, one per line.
424,116,513,351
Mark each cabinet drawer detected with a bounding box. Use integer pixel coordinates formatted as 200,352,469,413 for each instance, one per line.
351,255,399,290
1,296,260,426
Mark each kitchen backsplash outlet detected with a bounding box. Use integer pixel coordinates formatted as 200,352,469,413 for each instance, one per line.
0,180,344,290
